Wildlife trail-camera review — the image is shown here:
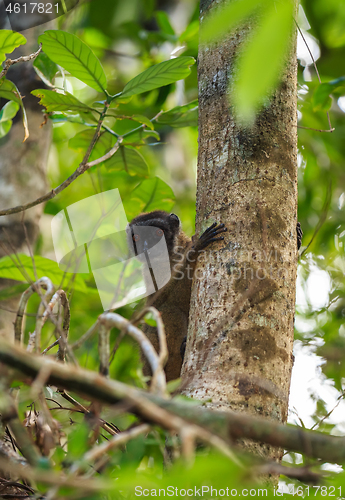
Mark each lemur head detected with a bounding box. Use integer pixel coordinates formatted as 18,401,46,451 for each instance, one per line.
127,211,180,258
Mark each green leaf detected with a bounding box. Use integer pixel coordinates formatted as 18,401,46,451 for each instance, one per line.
119,56,195,98
0,100,19,138
31,89,94,113
69,129,113,164
132,114,154,130
67,423,90,459
123,177,175,219
105,146,149,177
0,119,12,138
157,100,198,128
33,52,59,87
0,78,29,140
0,254,87,292
38,30,107,93
155,11,175,36
0,30,26,64
0,99,19,121
233,0,294,122
179,20,199,43
313,77,345,111
0,77,21,105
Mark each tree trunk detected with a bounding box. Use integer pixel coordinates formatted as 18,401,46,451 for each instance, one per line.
0,20,54,340
181,0,298,462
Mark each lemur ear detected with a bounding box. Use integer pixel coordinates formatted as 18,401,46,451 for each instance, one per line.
169,213,180,228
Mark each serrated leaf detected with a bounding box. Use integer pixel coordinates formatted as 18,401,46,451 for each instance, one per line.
157,100,198,127
0,100,19,138
0,30,26,64
33,52,59,87
0,254,87,292
119,56,195,98
0,78,29,140
38,30,107,93
105,146,149,177
233,0,294,122
123,177,175,219
31,89,94,113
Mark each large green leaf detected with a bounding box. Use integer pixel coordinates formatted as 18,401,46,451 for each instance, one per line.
0,78,28,140
157,100,198,128
0,30,26,64
0,100,19,138
123,177,175,219
120,56,195,98
38,30,107,93
31,89,94,113
105,146,149,177
233,0,294,122
0,254,87,292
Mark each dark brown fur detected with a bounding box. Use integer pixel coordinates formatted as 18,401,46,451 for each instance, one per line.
129,211,226,381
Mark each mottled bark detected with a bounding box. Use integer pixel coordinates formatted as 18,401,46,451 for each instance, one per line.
181,0,298,462
0,17,54,339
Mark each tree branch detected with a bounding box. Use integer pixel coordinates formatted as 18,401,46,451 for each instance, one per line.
1,342,345,464
0,133,123,217
0,44,42,79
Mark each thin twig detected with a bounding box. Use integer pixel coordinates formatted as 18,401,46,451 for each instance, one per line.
135,306,168,389
55,290,71,362
2,341,345,463
0,394,42,467
295,21,333,132
41,340,60,354
0,456,111,492
297,125,335,133
301,181,332,257
14,277,53,344
0,106,162,217
256,462,323,483
29,280,55,354
58,390,120,436
71,321,98,350
98,322,110,377
0,131,122,217
71,424,150,475
0,44,42,79
98,312,167,396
